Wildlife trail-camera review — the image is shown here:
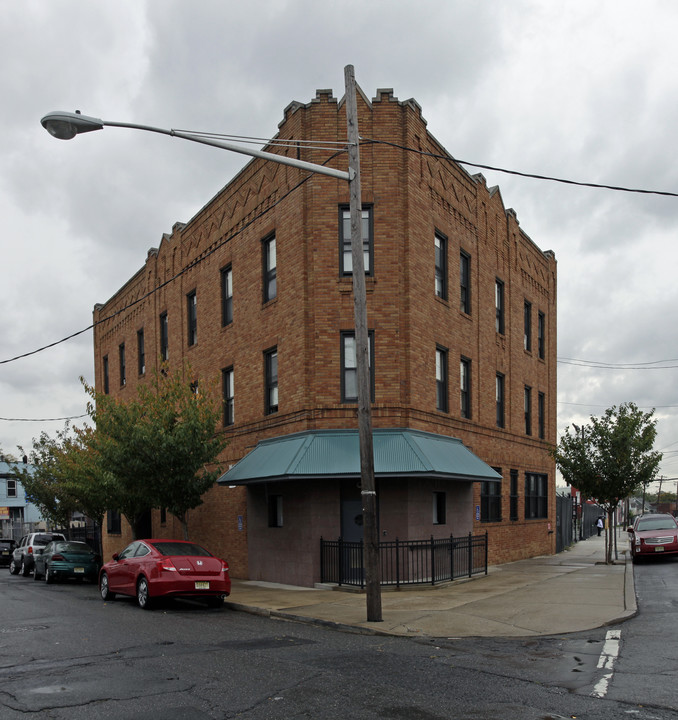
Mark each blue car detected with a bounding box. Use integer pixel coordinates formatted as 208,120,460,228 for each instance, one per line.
33,541,101,584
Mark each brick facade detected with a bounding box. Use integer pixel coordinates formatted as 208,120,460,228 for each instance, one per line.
93,86,557,580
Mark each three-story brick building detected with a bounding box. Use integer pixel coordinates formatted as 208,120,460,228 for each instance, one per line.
93,85,557,586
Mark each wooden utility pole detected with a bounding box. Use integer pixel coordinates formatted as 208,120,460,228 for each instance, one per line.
344,64,382,623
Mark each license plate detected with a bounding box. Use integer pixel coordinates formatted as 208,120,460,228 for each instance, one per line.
655,547,665,552
195,581,209,590
74,567,85,573
0,551,8,556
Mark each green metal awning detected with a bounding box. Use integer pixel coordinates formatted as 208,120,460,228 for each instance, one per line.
216,428,501,485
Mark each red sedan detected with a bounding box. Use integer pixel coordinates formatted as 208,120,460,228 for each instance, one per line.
99,538,231,609
628,513,678,563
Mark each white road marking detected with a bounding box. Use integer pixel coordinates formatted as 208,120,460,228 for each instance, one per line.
591,629,621,698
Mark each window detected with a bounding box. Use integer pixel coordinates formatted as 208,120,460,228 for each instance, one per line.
434,231,447,299
524,300,532,352
433,492,446,525
159,312,169,362
509,469,519,521
7,479,17,498
160,507,167,525
538,311,546,360
137,329,145,375
496,373,505,428
524,386,532,436
268,494,283,527
538,391,545,440
119,343,126,387
495,279,505,334
264,347,278,414
263,234,277,302
340,206,372,275
187,290,197,346
341,331,374,402
103,355,109,395
221,265,233,326
525,472,548,519
481,478,502,522
460,250,471,314
107,509,121,534
222,367,234,427
460,357,471,419
436,346,448,412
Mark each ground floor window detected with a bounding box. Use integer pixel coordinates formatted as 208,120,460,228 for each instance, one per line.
525,472,548,519
481,480,502,522
107,509,121,534
268,495,283,527
432,491,446,524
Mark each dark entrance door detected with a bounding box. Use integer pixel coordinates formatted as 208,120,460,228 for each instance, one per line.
340,480,364,584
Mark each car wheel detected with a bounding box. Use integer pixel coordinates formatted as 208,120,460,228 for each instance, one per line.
137,576,154,610
20,560,31,577
206,596,224,609
9,559,19,575
100,572,116,601
44,566,54,584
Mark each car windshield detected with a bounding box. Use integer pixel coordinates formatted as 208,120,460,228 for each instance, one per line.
636,516,677,531
55,542,93,553
151,541,213,557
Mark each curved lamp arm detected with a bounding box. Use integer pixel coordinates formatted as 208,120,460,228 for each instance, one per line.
41,110,350,181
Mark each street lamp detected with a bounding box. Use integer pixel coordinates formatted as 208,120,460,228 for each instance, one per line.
42,65,382,622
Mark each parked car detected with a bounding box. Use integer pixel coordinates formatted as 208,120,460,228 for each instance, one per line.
99,538,231,610
9,532,67,576
33,540,101,584
0,538,16,567
627,513,678,562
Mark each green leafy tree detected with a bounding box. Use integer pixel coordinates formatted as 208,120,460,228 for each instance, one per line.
83,364,226,539
553,402,662,563
17,429,79,532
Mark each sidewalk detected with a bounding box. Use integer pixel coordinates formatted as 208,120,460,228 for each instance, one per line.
224,533,636,638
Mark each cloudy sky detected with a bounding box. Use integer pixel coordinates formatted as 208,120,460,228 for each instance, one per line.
2,1,678,490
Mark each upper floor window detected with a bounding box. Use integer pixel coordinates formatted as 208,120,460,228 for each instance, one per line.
159,312,169,362
221,265,233,326
524,300,532,352
340,206,373,276
264,347,278,414
509,469,519,521
187,290,197,346
119,343,126,387
341,331,374,402
460,250,471,314
137,328,145,375
538,311,546,360
538,391,545,439
436,346,448,412
460,356,471,419
495,279,505,334
103,355,109,395
524,385,532,436
222,366,234,427
7,479,17,498
434,232,447,299
496,373,505,428
263,234,277,302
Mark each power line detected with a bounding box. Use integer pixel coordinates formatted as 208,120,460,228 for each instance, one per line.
0,414,88,422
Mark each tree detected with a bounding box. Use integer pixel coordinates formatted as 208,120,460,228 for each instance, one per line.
553,402,662,563
17,429,80,532
83,364,226,539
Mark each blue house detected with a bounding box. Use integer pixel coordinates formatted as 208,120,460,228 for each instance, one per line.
0,459,46,539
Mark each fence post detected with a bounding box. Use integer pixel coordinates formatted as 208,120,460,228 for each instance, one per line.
468,531,473,578
450,534,454,581
320,537,324,583
430,535,435,585
338,536,343,587
395,537,400,589
484,531,488,575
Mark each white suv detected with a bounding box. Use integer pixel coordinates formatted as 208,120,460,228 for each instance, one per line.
9,532,67,576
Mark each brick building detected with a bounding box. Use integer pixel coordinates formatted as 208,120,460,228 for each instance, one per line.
93,85,557,586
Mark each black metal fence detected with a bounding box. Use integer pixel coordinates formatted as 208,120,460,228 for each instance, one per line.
320,533,488,588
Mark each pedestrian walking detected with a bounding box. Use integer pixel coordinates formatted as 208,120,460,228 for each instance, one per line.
597,516,604,536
